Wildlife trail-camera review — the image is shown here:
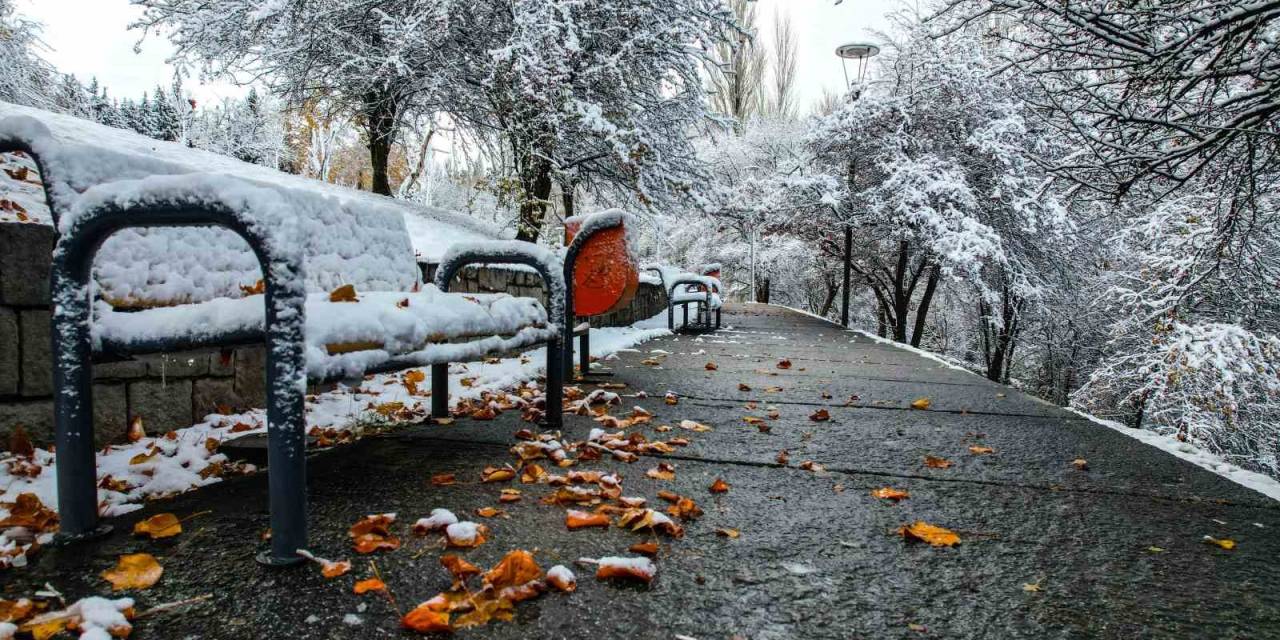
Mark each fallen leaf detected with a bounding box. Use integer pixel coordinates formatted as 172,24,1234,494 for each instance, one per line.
475,507,503,518
716,528,741,538
664,392,679,405
911,397,932,410
595,556,656,583
798,460,825,472
7,426,34,458
1204,536,1236,550
924,455,952,469
547,565,576,593
402,602,451,633
445,522,488,548
1072,458,1089,471
1022,582,1042,593
705,362,718,371
484,549,542,590
431,473,457,486
441,554,482,582
619,509,685,537
566,509,611,530
0,493,57,532
809,409,831,422
101,553,163,590
667,497,704,521
499,489,522,503
329,284,358,302
775,450,790,465
709,478,730,494
968,445,994,455
646,463,676,481
629,542,659,556
679,419,712,432
126,416,146,443
777,359,792,369
482,466,516,483
871,488,910,501
354,577,387,594
349,514,401,554
738,383,751,392
132,513,182,539
898,521,960,547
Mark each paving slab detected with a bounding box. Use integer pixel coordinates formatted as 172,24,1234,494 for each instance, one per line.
8,302,1279,639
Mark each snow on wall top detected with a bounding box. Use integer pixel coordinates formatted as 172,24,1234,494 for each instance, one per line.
0,103,499,306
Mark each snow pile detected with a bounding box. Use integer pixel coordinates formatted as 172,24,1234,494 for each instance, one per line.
0,103,502,306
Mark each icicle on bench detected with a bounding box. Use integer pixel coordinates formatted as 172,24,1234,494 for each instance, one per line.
561,210,640,379
0,115,564,567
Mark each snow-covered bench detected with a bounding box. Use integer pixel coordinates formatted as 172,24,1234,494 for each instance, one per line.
0,114,564,567
645,265,723,333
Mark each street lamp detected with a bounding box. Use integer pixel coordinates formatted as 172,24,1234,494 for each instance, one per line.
834,41,879,328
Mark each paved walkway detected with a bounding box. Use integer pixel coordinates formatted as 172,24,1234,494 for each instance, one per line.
11,304,1280,638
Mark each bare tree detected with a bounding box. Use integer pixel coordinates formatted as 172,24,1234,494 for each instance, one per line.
709,0,768,129
770,9,798,119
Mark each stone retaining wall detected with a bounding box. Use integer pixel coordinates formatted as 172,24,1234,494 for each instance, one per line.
0,220,669,447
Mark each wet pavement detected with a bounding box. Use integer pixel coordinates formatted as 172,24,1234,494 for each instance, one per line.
7,304,1280,639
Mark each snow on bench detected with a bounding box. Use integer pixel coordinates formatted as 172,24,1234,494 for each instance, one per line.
0,103,496,306
643,265,722,332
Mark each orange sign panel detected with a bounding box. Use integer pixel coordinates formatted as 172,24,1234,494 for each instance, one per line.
566,221,639,316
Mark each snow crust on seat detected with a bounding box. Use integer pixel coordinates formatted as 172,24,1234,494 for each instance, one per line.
0,103,497,306
671,290,723,309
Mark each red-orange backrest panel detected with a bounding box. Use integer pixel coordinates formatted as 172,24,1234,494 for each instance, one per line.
565,221,640,316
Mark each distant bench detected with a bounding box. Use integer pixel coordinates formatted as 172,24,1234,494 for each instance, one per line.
646,264,723,333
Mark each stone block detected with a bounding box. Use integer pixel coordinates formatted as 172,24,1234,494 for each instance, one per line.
93,358,148,380
128,378,194,433
0,307,17,395
209,349,235,376
192,378,243,419
233,346,268,409
141,352,209,378
93,383,129,446
0,399,53,446
18,309,51,396
0,222,55,306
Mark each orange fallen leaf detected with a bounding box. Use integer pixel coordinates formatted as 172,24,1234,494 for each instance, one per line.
0,493,58,532
354,577,387,594
499,489,522,503
798,460,825,472
547,565,576,593
520,463,546,483
709,478,730,494
566,509,611,530
776,450,790,465
475,507,503,518
871,487,910,501
1204,536,1236,550
911,397,932,410
349,514,401,554
595,557,656,583
898,521,960,547
809,409,831,422
441,554,482,582
969,445,994,454
646,463,676,481
445,522,488,548
7,425,34,458
329,284,358,302
716,528,741,538
705,362,718,371
484,549,542,590
924,455,952,469
431,473,457,486
402,602,451,633
667,496,703,521
126,416,146,443
482,466,516,483
101,553,163,590
629,541,659,556
132,513,182,539
777,359,792,369
664,392,679,405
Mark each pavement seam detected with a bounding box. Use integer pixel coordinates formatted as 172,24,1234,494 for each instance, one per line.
676,393,1085,421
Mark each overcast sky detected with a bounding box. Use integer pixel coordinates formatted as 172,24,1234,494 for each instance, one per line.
20,0,900,111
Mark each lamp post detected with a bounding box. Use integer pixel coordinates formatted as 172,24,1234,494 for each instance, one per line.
834,41,879,328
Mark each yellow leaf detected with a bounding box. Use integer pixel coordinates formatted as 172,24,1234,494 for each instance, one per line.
871,487,910,501
101,553,163,590
132,513,182,539
898,521,960,547
716,528,741,538
1204,536,1236,550
911,397,932,410
924,455,952,469
329,284,358,302
968,445,994,454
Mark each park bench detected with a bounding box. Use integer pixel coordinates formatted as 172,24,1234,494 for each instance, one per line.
646,264,723,333
561,210,639,379
0,114,565,567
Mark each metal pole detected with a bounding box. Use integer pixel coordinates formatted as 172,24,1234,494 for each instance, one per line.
841,225,852,328
749,224,756,302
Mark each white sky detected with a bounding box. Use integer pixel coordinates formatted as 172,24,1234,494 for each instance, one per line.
22,0,899,111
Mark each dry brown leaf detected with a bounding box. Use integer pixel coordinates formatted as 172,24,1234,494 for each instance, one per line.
475,507,503,518
329,284,359,303
738,383,751,392
776,449,790,465
482,466,516,483
7,426,34,458
871,487,910,501
911,397,932,410
431,473,457,486
777,359,792,369
484,549,542,590
402,602,451,633
354,577,387,594
709,478,730,494
1072,458,1089,471
809,409,831,422
126,416,146,443
629,541,659,556
924,455,952,469
349,514,401,554
716,528,741,538
798,460,825,472
0,493,57,532
566,509,611,530
441,554,482,582
664,392,679,405
595,557,656,583
101,553,163,590
898,521,960,547
968,445,995,454
132,513,182,539
646,463,676,481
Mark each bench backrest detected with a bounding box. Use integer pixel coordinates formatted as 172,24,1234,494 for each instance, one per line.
0,104,424,308
564,210,639,317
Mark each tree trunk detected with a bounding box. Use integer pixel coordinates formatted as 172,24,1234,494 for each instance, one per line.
818,283,839,317
516,156,553,242
561,181,576,220
759,277,771,304
909,266,940,348
363,95,400,197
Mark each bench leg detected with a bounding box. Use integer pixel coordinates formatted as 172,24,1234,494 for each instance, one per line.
716,308,721,329
51,277,110,543
431,363,449,419
579,329,591,377
682,303,688,328
668,303,674,331
261,330,308,567
545,338,563,428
